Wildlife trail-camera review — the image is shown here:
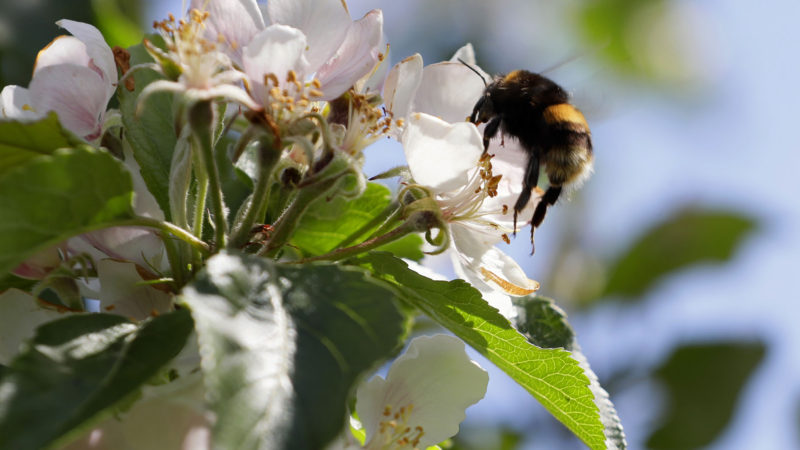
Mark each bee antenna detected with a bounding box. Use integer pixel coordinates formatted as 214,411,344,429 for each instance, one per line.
457,58,487,87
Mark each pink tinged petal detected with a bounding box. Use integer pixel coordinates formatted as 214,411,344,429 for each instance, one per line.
383,53,423,119
81,226,165,271
61,374,210,450
56,20,117,98
266,0,350,73
190,0,266,66
242,25,309,105
28,64,108,139
12,244,66,279
0,289,71,365
401,112,483,193
97,260,172,321
451,224,539,298
414,62,487,123
316,10,383,100
357,335,489,449
34,36,91,73
1,85,41,119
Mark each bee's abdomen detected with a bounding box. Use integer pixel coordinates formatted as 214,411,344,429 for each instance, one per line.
542,103,593,186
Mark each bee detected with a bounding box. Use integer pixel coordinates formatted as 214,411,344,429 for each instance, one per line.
460,60,593,253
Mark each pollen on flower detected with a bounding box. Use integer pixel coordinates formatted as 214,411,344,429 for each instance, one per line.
374,403,425,449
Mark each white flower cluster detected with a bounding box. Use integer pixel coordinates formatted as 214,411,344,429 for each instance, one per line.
1,1,548,448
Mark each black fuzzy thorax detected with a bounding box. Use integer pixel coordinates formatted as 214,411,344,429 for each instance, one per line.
489,71,569,151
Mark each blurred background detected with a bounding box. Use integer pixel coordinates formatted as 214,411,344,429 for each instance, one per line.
2,0,797,448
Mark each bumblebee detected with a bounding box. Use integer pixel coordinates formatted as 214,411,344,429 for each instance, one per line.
462,61,593,253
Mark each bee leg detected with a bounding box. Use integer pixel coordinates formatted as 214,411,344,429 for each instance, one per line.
512,153,540,235
528,185,562,254
482,116,502,153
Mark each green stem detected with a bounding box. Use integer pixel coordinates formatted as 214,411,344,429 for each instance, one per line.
113,216,210,255
229,139,281,248
192,175,209,238
258,174,343,258
190,100,227,249
336,201,402,249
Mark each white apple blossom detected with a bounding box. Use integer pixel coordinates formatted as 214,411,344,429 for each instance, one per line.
384,48,540,313
402,113,539,317
330,334,488,449
136,9,259,111
0,20,117,141
191,0,385,111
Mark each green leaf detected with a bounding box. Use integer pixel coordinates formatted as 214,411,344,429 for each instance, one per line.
357,252,606,449
0,146,135,275
646,341,766,449
181,251,407,450
515,296,627,449
0,113,84,177
118,37,177,220
603,208,757,299
291,182,424,261
0,310,194,450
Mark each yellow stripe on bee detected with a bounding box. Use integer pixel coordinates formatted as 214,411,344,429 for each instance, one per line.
543,103,589,129
503,70,524,83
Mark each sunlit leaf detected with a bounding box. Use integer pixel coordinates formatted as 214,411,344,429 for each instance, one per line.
603,208,756,299
292,182,424,261
646,341,766,449
515,296,627,449
0,310,193,449
0,146,135,275
357,252,606,449
181,251,407,450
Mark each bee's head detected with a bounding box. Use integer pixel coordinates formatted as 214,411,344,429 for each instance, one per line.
469,91,495,124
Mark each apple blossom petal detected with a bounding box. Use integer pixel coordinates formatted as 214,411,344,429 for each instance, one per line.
414,62,486,123
1,85,40,119
451,223,539,298
383,54,423,120
56,20,117,97
191,0,265,66
242,25,310,106
0,289,71,365
448,43,492,81
357,335,488,449
480,141,540,229
97,260,173,320
316,10,383,100
28,64,107,139
33,36,91,73
402,112,483,193
62,373,210,450
266,0,350,73
12,244,66,280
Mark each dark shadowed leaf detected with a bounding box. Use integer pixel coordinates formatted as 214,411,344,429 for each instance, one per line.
603,208,756,299
646,341,766,449
0,113,84,176
0,310,193,450
181,251,406,450
0,146,134,275
118,36,177,220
